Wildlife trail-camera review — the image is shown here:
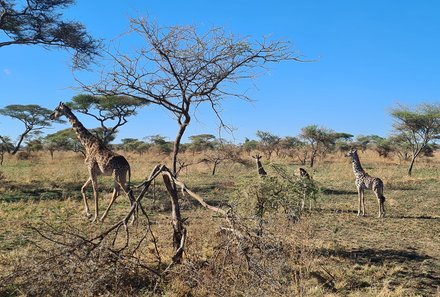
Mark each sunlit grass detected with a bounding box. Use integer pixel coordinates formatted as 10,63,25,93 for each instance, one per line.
0,150,439,296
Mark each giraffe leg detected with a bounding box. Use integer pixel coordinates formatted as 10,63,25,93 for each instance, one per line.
81,177,92,218
361,190,366,216
357,189,362,216
90,175,99,223
100,180,121,222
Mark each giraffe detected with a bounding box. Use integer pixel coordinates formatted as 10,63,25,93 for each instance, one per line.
299,167,312,180
252,154,267,176
50,102,133,222
345,148,386,218
298,167,313,210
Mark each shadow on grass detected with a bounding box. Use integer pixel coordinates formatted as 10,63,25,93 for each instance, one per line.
390,215,440,221
0,180,104,202
321,187,358,196
314,207,359,214
317,247,432,265
317,247,440,295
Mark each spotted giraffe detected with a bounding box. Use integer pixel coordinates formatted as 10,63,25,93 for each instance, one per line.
345,149,386,218
299,167,312,180
252,154,267,176
298,167,313,210
50,102,133,222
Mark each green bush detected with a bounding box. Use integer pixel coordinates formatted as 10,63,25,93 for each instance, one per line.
231,164,320,235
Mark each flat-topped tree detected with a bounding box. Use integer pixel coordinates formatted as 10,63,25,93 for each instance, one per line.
391,103,440,176
0,104,62,155
82,18,302,257
68,94,147,145
0,0,101,69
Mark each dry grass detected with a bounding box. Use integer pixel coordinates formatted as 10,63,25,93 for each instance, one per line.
0,150,439,296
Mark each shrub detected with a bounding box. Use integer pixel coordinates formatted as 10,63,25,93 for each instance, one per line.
231,164,320,235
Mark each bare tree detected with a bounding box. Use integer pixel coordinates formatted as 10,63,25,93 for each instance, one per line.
82,18,302,257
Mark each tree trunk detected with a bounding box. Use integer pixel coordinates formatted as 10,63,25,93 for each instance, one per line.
172,117,190,175
407,157,415,176
11,131,29,155
408,146,424,176
212,160,220,175
167,114,190,261
162,173,185,263
310,154,315,168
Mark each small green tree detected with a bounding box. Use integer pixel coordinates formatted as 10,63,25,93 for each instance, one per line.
232,165,319,236
25,137,44,153
299,125,335,167
188,134,216,154
241,138,259,155
256,130,281,159
147,135,172,155
391,103,440,175
0,104,62,155
44,128,84,158
121,138,149,155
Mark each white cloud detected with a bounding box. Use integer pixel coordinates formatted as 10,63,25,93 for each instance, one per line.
3,69,12,76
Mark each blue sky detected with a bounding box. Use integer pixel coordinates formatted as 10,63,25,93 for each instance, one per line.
1,0,440,144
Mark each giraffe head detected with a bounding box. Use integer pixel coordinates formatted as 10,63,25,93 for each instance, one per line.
50,102,70,120
345,148,357,158
252,154,263,161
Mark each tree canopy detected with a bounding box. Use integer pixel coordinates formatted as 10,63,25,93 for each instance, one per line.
0,104,62,154
390,103,440,175
67,94,147,145
0,0,101,68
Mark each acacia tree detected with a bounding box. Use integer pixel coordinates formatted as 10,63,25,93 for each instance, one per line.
188,134,216,154
0,104,62,154
391,103,440,176
299,125,335,167
82,18,300,255
0,0,101,68
67,94,147,145
44,128,84,159
256,130,281,159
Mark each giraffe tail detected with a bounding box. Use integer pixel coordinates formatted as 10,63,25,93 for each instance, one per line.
127,165,131,188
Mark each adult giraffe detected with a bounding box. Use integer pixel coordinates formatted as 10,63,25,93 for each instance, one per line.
50,102,133,222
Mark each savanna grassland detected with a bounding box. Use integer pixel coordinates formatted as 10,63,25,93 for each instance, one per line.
0,150,439,296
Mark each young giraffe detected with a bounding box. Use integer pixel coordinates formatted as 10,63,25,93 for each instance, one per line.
299,167,312,180
345,149,386,218
50,102,133,222
298,167,313,210
252,154,267,176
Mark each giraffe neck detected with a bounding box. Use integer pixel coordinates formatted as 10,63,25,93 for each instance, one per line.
351,152,365,176
256,160,265,174
63,107,101,152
